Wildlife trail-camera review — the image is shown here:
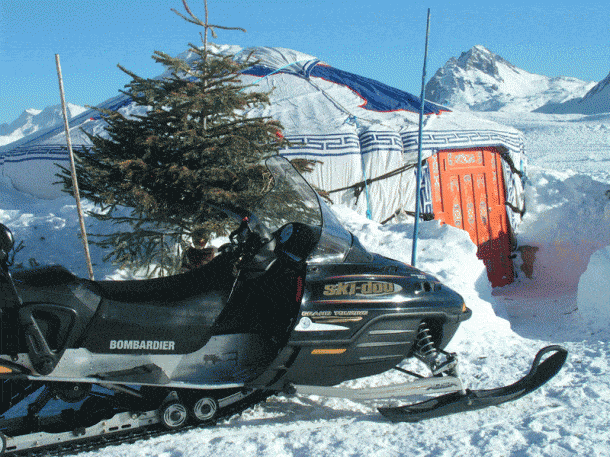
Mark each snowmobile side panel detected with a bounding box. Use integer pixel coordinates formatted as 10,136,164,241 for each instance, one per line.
80,256,237,356
81,294,226,355
280,310,468,386
275,255,469,386
6,268,104,373
378,345,568,422
170,334,288,385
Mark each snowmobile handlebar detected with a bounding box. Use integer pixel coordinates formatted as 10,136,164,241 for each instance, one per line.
226,215,278,279
0,223,15,267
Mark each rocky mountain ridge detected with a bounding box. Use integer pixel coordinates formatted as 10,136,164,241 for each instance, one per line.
425,45,601,113
0,103,87,146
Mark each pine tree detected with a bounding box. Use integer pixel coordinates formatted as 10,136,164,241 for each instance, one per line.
58,0,288,277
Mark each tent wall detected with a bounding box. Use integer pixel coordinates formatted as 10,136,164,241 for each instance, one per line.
280,129,413,223
1,144,69,199
359,129,412,222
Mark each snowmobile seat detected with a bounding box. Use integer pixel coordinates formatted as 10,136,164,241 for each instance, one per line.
84,254,233,305
80,255,237,355
12,265,77,288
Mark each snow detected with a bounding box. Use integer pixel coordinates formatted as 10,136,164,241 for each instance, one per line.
578,246,610,332
1,110,610,455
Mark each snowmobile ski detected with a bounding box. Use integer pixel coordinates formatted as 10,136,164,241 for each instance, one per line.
378,345,568,422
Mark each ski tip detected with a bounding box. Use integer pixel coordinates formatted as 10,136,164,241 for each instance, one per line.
523,345,568,392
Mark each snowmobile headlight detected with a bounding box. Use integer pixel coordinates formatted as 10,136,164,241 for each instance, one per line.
462,303,467,313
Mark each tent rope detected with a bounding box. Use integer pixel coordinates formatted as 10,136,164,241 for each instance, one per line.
325,162,417,196
381,209,435,225
346,115,373,219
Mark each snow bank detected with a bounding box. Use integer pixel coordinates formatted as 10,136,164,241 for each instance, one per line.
577,245,610,331
504,167,610,297
0,175,118,279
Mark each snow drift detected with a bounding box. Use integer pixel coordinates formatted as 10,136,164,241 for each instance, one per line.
578,245,610,330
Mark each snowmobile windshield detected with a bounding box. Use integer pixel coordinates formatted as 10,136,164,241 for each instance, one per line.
252,156,352,263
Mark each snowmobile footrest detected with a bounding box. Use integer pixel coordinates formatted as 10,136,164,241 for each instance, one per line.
378,345,568,422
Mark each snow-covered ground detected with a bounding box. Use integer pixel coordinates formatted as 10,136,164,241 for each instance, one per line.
1,111,609,456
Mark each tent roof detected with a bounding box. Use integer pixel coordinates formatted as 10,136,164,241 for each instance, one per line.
1,44,523,155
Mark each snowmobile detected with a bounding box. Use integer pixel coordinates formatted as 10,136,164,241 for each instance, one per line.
0,156,566,455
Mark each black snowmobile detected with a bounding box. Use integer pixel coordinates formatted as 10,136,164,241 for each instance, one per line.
0,156,566,455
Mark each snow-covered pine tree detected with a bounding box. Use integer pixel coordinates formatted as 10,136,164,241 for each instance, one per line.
58,0,288,277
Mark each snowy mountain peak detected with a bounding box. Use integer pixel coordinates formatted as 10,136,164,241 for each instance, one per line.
453,45,517,81
25,108,43,116
578,70,610,113
0,103,87,147
426,46,596,112
583,70,610,101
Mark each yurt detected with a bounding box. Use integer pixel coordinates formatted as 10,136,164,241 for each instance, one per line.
0,45,526,287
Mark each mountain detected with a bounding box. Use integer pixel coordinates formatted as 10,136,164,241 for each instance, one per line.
425,45,596,112
0,103,87,146
535,71,610,114
0,108,42,137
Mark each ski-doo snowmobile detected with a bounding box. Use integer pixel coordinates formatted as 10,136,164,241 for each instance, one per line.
0,156,566,455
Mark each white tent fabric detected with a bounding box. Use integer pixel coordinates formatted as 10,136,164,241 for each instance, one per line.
234,47,525,226
0,45,526,230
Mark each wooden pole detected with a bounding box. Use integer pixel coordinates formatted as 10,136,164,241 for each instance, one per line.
55,54,95,280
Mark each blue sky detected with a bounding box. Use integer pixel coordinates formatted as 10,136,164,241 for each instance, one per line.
1,0,609,125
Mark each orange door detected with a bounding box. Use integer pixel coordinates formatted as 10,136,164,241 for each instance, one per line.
428,147,514,287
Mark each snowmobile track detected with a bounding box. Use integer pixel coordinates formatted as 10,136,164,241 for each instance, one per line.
1,389,273,457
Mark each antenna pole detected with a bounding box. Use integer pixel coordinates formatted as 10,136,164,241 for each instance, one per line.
55,54,95,280
411,8,431,267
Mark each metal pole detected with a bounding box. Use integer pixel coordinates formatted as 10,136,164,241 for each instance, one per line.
411,8,431,267
55,54,95,280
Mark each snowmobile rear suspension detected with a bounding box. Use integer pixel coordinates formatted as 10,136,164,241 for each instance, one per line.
0,384,267,456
